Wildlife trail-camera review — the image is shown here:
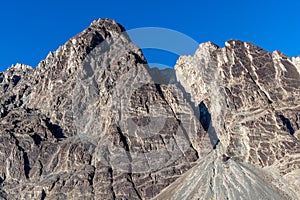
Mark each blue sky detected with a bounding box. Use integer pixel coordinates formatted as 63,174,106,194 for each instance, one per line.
0,0,300,71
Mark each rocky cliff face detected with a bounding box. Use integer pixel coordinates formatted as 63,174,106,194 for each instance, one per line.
166,41,300,199
0,18,299,200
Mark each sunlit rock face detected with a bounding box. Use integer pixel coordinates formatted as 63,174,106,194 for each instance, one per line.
173,40,300,199
0,19,299,200
0,19,211,200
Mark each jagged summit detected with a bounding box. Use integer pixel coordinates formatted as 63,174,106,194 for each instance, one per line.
8,63,33,71
0,18,299,199
36,18,132,70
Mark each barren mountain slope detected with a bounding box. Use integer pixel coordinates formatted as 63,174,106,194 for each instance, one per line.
0,19,299,200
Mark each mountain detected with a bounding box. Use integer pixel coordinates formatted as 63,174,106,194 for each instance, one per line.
157,41,300,199
0,18,299,200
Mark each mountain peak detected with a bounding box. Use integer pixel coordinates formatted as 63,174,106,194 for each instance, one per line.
36,18,130,72
0,19,300,199
8,63,32,72
90,18,125,32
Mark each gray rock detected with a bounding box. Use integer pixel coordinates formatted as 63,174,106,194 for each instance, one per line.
0,18,299,200
0,19,211,199
171,40,300,199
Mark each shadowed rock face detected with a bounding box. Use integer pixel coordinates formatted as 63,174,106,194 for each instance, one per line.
0,19,299,200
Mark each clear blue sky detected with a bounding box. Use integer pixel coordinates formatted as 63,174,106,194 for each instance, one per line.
1,0,300,71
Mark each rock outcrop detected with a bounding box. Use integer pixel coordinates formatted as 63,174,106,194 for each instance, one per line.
0,18,299,200
0,19,211,200
166,40,300,199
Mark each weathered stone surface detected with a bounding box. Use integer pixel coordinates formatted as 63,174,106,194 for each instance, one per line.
169,40,300,199
0,19,211,199
0,18,299,200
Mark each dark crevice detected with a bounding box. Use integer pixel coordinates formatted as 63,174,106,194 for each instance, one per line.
116,127,130,152
154,84,165,101
23,152,30,179
38,160,43,176
88,168,96,197
49,176,59,191
31,134,42,145
199,102,211,131
0,188,8,200
222,154,231,162
86,32,105,54
130,52,147,65
296,115,300,130
126,174,142,200
116,127,142,200
41,189,46,200
44,119,65,139
178,122,200,159
10,132,31,179
0,73,3,83
199,102,220,149
279,115,295,136
11,75,21,87
108,167,116,199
